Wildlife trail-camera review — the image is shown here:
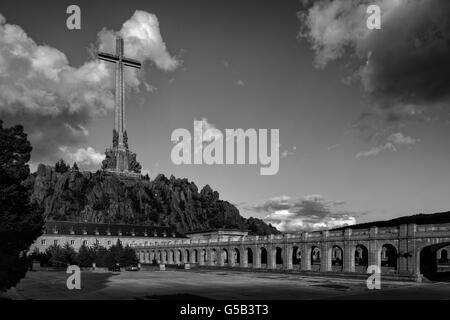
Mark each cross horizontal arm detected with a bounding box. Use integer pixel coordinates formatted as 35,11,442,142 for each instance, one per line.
123,58,142,69
98,52,119,63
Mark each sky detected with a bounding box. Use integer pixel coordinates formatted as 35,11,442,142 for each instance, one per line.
0,0,449,232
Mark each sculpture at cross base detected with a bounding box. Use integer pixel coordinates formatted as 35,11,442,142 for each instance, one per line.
97,36,142,175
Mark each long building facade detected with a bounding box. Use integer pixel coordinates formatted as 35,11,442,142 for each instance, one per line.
30,221,187,253
133,222,450,281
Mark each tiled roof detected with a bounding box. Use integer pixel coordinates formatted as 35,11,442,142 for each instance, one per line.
43,221,186,238
185,228,249,234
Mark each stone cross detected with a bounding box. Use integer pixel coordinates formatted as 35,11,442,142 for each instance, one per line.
98,36,142,150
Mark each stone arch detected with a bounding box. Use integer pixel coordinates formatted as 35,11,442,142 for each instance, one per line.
419,242,450,280
192,249,198,263
380,243,398,272
275,246,283,269
185,249,190,263
168,250,174,264
150,250,156,264
200,249,207,265
260,247,268,266
439,248,448,262
354,244,369,272
246,248,253,267
210,248,217,265
330,245,343,272
292,246,301,270
221,248,229,266
233,248,240,265
311,246,321,271
176,249,182,264
157,250,162,263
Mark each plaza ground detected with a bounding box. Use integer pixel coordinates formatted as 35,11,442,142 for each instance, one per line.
2,269,450,300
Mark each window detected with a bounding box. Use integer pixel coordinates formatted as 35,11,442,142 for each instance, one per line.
53,239,58,245
83,240,88,246
70,240,75,245
96,239,99,245
41,239,46,245
107,240,111,245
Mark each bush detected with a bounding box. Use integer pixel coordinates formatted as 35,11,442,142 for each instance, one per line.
40,243,77,267
77,244,95,267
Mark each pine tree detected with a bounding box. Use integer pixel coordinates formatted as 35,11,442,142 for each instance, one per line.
77,244,95,267
120,245,139,266
55,159,70,173
0,120,44,291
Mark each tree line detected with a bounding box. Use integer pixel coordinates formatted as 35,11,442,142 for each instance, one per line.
29,240,139,269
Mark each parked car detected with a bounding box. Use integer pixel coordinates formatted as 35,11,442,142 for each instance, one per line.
125,265,140,271
109,263,121,272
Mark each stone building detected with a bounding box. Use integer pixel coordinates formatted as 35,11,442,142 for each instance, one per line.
29,221,187,253
133,222,450,282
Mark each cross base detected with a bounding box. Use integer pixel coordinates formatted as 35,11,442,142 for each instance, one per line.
101,131,142,175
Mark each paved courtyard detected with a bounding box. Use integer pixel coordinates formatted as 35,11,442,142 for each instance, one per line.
3,269,450,300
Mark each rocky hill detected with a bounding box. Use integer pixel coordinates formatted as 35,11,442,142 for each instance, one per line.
25,165,279,235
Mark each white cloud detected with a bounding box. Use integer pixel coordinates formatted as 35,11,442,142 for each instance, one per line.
248,194,357,232
356,132,419,158
299,0,450,134
327,143,340,151
298,0,404,68
59,146,105,170
387,132,419,146
281,145,297,158
0,11,179,164
98,10,180,73
236,80,245,87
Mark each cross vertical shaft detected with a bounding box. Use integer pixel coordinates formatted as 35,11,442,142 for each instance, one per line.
98,35,142,173
115,37,125,148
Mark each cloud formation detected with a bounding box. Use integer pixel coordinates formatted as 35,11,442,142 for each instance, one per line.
0,11,179,167
298,0,450,137
248,194,357,232
356,132,420,158
59,146,105,171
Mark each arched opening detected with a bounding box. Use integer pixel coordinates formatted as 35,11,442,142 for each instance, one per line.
331,245,343,272
222,249,229,265
169,250,174,264
192,249,198,263
354,244,369,272
439,249,448,263
211,249,217,265
202,249,207,264
234,248,240,265
381,244,398,272
150,250,156,264
311,246,321,271
176,250,182,264
260,247,267,267
420,243,450,281
275,247,283,269
292,246,301,270
157,250,162,263
185,249,190,263
247,248,253,267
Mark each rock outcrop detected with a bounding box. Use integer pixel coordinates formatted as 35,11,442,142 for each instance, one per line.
25,164,279,235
